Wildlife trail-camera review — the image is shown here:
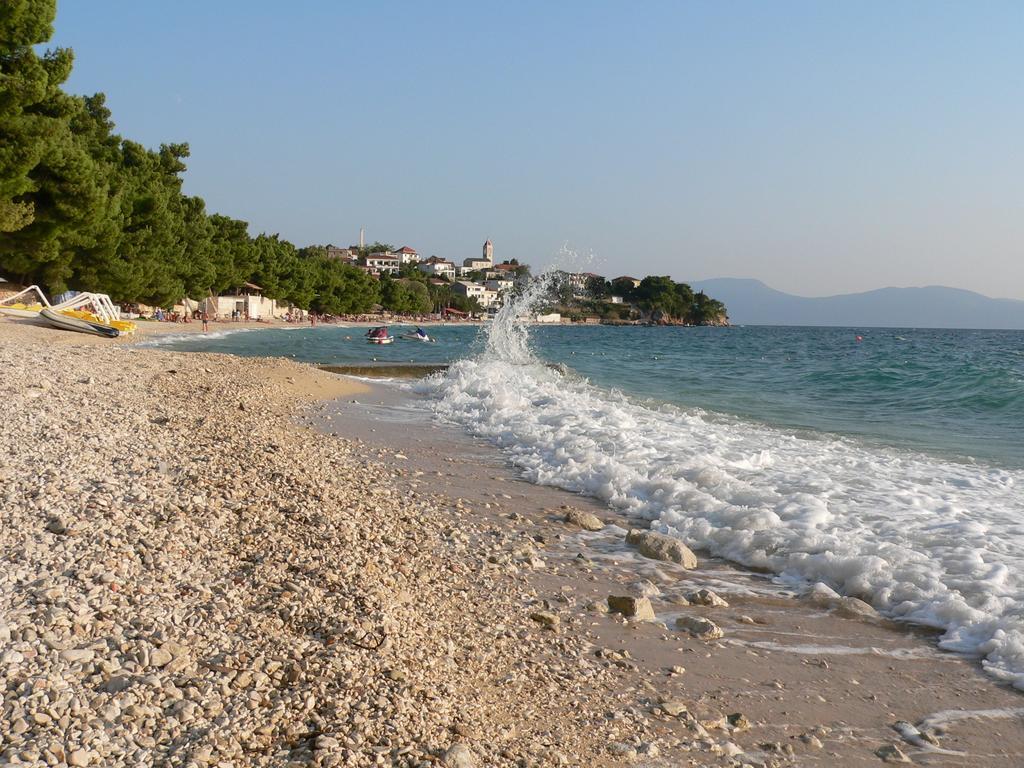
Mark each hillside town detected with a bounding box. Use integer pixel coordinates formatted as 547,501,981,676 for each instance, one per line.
311,236,728,326
324,238,523,313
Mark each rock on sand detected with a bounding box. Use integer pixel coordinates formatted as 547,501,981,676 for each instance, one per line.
626,529,698,569
562,507,605,531
674,615,724,640
607,595,656,621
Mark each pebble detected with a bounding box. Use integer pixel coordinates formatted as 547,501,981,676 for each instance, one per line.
660,701,688,717
607,742,638,758
875,744,912,763
674,616,724,640
529,611,560,629
687,588,728,607
46,516,69,534
607,595,656,621
60,648,95,663
442,743,477,767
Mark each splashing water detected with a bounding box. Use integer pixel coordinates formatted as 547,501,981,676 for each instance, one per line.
484,269,558,364
483,244,592,363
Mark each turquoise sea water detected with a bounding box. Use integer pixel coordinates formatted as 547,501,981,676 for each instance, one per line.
153,323,1024,467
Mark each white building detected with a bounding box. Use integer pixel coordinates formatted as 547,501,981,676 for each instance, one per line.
567,272,591,297
485,279,514,294
418,256,456,280
453,280,486,301
394,246,420,265
202,283,282,320
462,258,492,271
452,280,499,308
364,253,400,275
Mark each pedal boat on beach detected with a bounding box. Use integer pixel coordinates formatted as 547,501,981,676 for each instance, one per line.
39,307,120,338
366,326,394,344
0,285,136,337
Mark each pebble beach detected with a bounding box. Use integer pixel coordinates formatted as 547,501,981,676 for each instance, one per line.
2,318,1023,767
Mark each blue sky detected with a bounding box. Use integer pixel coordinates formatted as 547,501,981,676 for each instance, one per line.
51,1,1024,298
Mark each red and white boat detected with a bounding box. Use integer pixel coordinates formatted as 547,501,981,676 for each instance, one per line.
366,326,394,344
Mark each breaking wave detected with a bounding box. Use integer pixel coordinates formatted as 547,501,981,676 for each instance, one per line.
418,269,1024,689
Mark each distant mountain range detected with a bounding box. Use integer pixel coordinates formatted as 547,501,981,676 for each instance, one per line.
688,278,1024,330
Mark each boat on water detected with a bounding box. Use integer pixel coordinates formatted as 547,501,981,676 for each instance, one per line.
400,327,434,343
366,326,394,345
40,307,120,338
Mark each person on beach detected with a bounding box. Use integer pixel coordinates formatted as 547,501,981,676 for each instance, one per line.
202,311,209,332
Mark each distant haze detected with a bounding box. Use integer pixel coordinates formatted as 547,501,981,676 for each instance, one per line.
691,278,1024,329
51,2,1024,298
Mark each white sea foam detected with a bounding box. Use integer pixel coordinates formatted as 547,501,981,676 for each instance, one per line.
729,640,946,660
135,327,257,347
919,707,1024,731
417,269,1024,689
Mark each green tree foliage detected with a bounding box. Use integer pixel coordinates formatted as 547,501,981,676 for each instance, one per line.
398,279,431,313
586,274,610,299
207,215,257,295
173,194,215,298
634,275,726,324
447,292,480,314
397,262,429,282
690,291,727,325
377,274,431,314
0,2,106,291
307,258,380,315
0,8,402,314
353,241,393,259
610,276,639,301
0,0,67,233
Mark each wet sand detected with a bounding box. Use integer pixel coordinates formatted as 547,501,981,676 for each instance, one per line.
313,379,1024,766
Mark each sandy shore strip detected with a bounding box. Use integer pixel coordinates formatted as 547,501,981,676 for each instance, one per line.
2,317,1023,767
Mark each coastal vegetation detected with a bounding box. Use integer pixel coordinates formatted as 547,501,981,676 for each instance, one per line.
0,2,381,313
549,274,728,325
0,1,727,323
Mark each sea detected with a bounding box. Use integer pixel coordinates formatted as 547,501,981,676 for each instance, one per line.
146,285,1024,690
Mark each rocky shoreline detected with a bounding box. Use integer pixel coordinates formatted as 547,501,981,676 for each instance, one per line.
0,322,698,767
3,319,1023,767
